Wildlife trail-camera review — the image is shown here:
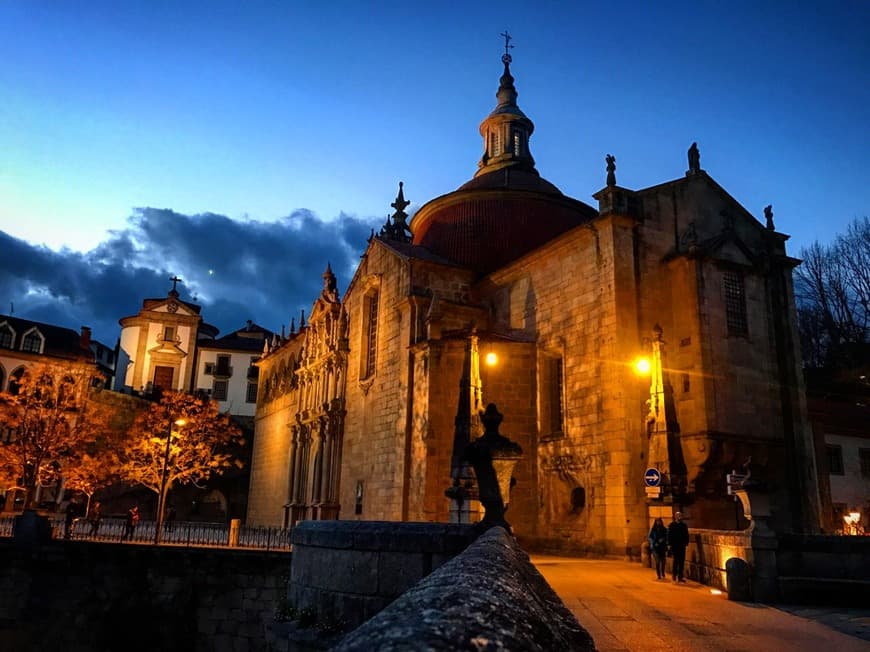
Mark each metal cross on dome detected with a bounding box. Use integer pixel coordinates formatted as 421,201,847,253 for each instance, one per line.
500,30,513,65
169,275,182,292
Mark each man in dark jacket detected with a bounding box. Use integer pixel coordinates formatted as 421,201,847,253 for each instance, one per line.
668,511,690,582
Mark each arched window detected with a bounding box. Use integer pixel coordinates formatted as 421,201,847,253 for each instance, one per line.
8,367,26,395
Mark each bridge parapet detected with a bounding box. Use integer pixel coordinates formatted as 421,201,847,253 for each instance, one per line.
334,526,594,651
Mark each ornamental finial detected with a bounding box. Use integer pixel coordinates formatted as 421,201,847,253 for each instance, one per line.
500,30,513,65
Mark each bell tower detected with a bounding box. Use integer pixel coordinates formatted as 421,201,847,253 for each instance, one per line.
475,31,537,177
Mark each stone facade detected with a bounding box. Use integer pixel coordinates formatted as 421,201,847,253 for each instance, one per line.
247,53,820,555
249,266,347,527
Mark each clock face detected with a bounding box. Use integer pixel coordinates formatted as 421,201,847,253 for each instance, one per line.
167,301,179,313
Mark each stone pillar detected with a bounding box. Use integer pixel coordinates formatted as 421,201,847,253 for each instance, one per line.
228,518,241,547
733,487,779,601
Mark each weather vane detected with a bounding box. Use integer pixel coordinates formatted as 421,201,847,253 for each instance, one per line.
500,30,513,65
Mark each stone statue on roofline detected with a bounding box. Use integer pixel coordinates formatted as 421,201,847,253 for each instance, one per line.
764,204,775,230
605,154,616,187
687,142,700,174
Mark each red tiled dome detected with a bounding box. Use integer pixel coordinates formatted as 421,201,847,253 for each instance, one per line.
410,184,596,275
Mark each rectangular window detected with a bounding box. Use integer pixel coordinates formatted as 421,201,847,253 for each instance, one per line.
362,292,379,379
541,354,564,438
212,380,228,401
246,382,258,403
215,354,232,377
723,271,748,336
513,132,521,156
204,362,215,375
247,357,259,380
163,326,175,341
860,448,870,478
826,445,844,475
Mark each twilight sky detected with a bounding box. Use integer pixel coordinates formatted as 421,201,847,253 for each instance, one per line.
1,1,868,345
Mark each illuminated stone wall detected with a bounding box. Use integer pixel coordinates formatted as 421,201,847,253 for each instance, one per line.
247,176,818,555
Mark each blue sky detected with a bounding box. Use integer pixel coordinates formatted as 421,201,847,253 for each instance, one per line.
0,1,868,343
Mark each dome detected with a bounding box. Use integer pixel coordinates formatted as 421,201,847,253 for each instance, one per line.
409,54,596,274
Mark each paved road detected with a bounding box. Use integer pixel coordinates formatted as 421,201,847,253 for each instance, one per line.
531,556,870,652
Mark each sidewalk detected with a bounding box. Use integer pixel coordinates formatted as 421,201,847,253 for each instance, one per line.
531,555,870,652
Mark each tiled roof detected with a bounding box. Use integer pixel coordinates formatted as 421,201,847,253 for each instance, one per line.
198,323,276,352
411,190,597,275
0,314,94,362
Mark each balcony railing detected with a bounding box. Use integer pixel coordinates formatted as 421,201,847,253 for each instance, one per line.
214,364,233,378
0,515,291,551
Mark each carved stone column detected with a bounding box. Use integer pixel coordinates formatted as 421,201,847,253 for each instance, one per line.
465,403,523,531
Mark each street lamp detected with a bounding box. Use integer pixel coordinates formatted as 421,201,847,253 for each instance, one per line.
633,356,651,376
155,416,186,544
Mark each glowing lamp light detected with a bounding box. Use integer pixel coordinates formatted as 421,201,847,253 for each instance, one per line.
709,589,723,596
485,352,498,367
843,510,862,534
633,357,651,375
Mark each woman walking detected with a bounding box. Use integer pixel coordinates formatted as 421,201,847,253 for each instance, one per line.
648,517,669,580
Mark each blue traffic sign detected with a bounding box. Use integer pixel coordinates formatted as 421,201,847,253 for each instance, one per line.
644,468,661,487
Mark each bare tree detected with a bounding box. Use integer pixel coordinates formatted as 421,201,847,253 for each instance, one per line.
795,217,869,368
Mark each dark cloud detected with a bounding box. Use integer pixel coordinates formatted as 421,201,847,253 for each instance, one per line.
0,208,379,345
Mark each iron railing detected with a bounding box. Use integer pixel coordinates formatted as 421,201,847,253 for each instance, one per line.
0,514,291,551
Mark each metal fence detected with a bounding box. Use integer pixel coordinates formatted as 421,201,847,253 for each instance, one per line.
0,514,292,551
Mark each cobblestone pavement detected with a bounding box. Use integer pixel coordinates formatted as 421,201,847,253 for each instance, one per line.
531,556,870,652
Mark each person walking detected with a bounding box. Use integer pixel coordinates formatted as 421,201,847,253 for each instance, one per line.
648,517,669,580
63,499,79,539
88,501,102,537
123,505,140,541
668,511,690,583
165,504,176,533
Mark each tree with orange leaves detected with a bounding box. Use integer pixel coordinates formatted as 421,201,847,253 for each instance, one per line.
0,361,112,510
116,391,244,529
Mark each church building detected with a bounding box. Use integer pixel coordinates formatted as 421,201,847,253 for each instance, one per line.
247,47,820,554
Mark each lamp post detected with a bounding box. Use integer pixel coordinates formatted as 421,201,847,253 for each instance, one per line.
155,416,186,544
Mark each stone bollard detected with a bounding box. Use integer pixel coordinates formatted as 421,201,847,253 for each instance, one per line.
13,510,52,547
725,557,752,601
465,403,523,532
228,518,241,547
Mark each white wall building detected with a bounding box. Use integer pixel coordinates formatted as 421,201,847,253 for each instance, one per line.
116,282,274,420
115,283,218,395
193,321,273,418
